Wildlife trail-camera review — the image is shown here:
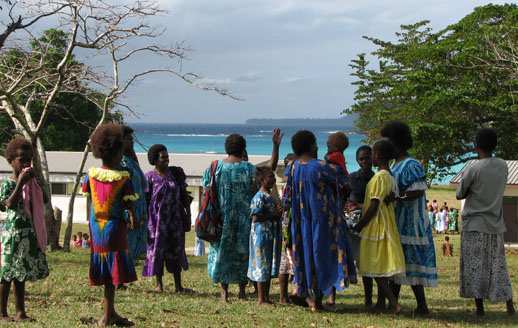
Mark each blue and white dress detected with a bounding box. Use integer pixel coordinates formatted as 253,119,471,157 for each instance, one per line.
391,157,438,287
247,191,282,282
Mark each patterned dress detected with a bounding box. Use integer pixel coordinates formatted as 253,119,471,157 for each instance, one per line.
0,180,49,282
284,159,356,296
82,167,138,286
391,157,438,287
247,191,282,282
203,161,255,284
358,170,405,277
118,156,148,260
142,169,188,276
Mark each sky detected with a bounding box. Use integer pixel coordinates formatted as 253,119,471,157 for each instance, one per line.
3,0,510,124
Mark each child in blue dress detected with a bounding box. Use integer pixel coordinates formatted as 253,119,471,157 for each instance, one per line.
248,166,282,306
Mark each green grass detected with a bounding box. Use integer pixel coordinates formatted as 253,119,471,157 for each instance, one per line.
12,189,517,327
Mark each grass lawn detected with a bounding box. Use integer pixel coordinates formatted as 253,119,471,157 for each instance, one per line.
15,187,517,327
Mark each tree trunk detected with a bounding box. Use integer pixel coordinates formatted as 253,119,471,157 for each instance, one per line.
63,143,90,252
53,206,62,249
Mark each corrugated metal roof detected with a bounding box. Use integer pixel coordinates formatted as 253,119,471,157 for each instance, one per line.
450,160,518,185
0,151,278,178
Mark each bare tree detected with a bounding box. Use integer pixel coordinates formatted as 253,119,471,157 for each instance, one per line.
0,0,238,251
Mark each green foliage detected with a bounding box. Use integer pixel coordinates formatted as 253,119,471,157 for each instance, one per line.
0,29,122,150
347,4,518,182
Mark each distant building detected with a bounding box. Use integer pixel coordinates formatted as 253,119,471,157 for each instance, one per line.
450,160,518,243
0,151,276,223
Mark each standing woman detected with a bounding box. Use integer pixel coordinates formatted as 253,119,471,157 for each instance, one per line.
284,130,356,312
142,144,189,293
203,134,255,302
456,128,514,316
118,126,148,262
380,121,437,315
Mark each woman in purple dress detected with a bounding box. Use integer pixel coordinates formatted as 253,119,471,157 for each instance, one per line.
142,144,189,293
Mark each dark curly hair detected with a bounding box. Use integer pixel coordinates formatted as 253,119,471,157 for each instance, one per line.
284,153,297,166
89,124,123,161
380,120,413,151
5,138,33,161
225,133,246,157
373,139,395,162
121,125,134,137
147,144,167,165
355,145,372,159
328,132,349,152
254,165,273,185
291,130,316,156
475,128,497,152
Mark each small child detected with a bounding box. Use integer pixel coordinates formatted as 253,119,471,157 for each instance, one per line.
194,237,205,256
279,153,297,305
82,234,91,248
80,124,138,326
355,140,405,314
442,236,453,257
325,131,349,176
72,235,78,247
0,138,49,322
247,166,282,306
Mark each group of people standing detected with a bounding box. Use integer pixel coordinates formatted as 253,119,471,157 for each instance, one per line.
0,120,514,326
428,200,458,234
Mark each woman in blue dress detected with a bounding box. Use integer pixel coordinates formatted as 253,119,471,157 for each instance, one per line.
381,121,437,316
203,134,256,302
284,130,356,312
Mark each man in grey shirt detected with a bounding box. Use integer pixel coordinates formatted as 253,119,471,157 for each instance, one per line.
456,128,515,316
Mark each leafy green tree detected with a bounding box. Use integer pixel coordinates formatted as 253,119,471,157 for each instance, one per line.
0,29,121,151
347,4,518,182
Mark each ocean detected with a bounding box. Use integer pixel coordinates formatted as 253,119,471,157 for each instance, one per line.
130,123,458,183
130,123,365,172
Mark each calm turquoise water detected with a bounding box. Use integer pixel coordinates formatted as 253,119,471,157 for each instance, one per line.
130,123,458,183
131,123,365,172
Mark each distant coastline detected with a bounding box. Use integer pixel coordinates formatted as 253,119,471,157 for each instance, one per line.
245,114,358,126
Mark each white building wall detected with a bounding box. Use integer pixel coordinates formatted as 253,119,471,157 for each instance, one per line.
52,195,89,223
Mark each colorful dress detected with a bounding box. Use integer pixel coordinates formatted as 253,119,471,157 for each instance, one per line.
358,170,405,277
81,167,138,286
284,159,356,296
203,161,255,284
247,191,282,282
391,157,438,287
0,180,49,282
118,156,148,260
448,210,457,232
142,169,188,276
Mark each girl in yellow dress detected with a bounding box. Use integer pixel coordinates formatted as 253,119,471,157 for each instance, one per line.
355,140,405,314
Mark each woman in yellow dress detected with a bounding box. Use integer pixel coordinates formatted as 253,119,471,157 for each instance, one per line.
355,140,405,314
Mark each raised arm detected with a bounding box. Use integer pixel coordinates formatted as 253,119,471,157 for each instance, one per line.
269,128,284,171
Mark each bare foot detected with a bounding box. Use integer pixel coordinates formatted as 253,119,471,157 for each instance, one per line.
258,301,275,307
238,290,247,301
391,303,403,315
0,315,13,322
220,290,230,303
280,297,292,305
14,313,35,322
154,285,164,293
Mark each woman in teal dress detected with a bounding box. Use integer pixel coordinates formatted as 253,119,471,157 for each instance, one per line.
283,130,356,311
203,134,255,302
381,121,437,316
